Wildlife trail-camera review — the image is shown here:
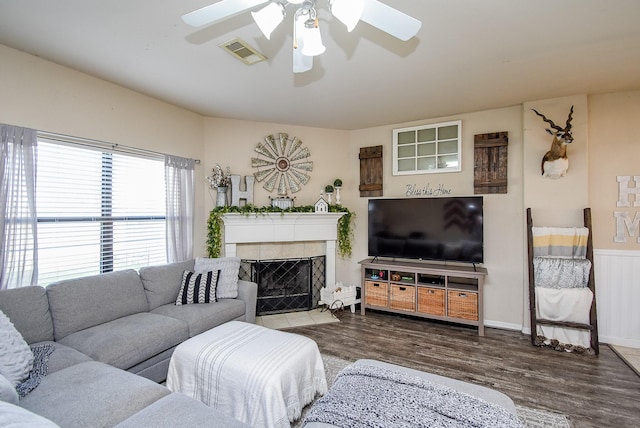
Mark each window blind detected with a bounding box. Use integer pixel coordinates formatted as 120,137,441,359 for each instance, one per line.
36,140,167,285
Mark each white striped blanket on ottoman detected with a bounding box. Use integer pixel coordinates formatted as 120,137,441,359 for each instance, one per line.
167,321,327,428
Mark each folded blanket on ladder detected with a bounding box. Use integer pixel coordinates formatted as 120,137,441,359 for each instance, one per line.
304,363,522,428
535,287,593,348
533,257,591,289
532,226,588,258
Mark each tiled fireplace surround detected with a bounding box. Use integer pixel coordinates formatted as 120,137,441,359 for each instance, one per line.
222,213,345,312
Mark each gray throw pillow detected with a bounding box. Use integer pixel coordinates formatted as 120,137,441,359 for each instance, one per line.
0,310,34,387
194,257,241,299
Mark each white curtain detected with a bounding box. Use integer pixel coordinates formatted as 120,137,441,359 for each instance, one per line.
0,125,38,290
165,155,195,263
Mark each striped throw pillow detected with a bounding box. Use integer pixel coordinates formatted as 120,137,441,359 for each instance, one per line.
175,270,220,305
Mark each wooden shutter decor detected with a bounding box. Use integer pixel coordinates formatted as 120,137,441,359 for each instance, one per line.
359,145,383,197
474,132,508,194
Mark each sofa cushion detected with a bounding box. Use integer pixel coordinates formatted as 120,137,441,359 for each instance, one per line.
194,257,241,299
0,401,60,427
0,310,34,387
57,312,189,370
115,392,252,428
139,259,195,310
0,286,54,344
176,270,219,305
29,341,92,374
19,361,170,427
151,299,246,337
47,269,149,340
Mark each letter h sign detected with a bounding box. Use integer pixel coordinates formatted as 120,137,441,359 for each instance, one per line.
617,176,640,207
615,176,640,243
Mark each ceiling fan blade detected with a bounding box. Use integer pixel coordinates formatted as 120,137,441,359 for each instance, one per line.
360,0,422,41
182,0,269,27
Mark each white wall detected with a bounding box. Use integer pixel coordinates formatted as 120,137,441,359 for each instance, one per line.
0,44,207,254
587,90,640,346
3,41,639,344
348,106,525,329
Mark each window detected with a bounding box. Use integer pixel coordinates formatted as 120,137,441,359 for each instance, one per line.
393,120,462,175
36,139,167,285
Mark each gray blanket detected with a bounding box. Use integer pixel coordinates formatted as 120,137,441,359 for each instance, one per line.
16,344,54,398
533,257,591,289
304,364,522,428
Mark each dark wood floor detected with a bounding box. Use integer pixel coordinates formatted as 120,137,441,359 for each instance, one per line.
287,309,640,428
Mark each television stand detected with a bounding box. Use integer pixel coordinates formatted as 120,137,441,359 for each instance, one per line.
359,258,487,336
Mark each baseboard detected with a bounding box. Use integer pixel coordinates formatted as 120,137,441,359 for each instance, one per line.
484,319,522,332
599,335,640,348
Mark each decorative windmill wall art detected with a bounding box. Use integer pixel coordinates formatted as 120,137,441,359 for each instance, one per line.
252,133,313,195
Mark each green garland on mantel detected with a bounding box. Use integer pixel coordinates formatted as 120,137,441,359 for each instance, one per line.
207,204,355,259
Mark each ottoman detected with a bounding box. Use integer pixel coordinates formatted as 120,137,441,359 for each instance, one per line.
167,321,327,428
303,359,520,428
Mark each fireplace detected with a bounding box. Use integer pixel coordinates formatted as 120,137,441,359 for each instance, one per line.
221,212,344,287
240,256,325,315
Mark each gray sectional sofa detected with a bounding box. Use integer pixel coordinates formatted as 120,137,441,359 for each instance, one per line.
0,259,256,427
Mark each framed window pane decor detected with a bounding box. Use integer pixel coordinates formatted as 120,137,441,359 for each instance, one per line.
393,120,462,175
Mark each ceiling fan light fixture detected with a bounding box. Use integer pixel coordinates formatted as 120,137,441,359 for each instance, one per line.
330,0,365,32
251,2,285,40
301,17,325,56
182,0,422,73
292,11,313,72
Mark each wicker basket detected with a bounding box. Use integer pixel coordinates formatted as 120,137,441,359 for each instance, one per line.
417,287,445,316
365,281,388,307
390,284,415,311
447,290,478,320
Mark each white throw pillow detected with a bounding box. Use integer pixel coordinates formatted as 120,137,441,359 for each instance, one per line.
0,373,19,404
0,310,34,387
194,257,241,299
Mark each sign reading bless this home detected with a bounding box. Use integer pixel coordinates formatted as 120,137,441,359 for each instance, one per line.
406,183,452,197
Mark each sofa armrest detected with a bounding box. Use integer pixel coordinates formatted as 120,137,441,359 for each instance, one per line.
236,280,257,324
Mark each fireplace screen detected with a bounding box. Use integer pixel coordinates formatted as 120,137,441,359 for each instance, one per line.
240,256,325,315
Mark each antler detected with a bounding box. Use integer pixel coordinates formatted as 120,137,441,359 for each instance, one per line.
531,108,563,132
565,105,574,131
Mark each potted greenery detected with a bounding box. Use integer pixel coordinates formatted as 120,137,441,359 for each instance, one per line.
333,179,342,204
324,184,334,204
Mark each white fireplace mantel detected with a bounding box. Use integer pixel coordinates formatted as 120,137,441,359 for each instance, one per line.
222,212,345,286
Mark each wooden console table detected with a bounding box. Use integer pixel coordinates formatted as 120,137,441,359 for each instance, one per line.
359,258,487,336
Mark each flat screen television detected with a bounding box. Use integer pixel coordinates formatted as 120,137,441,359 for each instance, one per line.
368,196,483,264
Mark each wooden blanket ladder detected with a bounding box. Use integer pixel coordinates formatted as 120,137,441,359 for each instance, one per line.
526,207,599,354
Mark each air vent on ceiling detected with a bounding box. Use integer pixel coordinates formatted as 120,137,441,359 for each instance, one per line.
219,38,266,65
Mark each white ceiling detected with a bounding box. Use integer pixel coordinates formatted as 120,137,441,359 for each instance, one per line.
1,0,639,130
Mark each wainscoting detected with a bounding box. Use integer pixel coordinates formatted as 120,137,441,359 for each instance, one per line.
594,249,640,347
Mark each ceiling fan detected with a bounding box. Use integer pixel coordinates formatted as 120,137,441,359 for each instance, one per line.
182,0,422,73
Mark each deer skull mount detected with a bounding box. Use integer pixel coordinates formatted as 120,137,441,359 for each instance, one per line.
532,105,574,179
